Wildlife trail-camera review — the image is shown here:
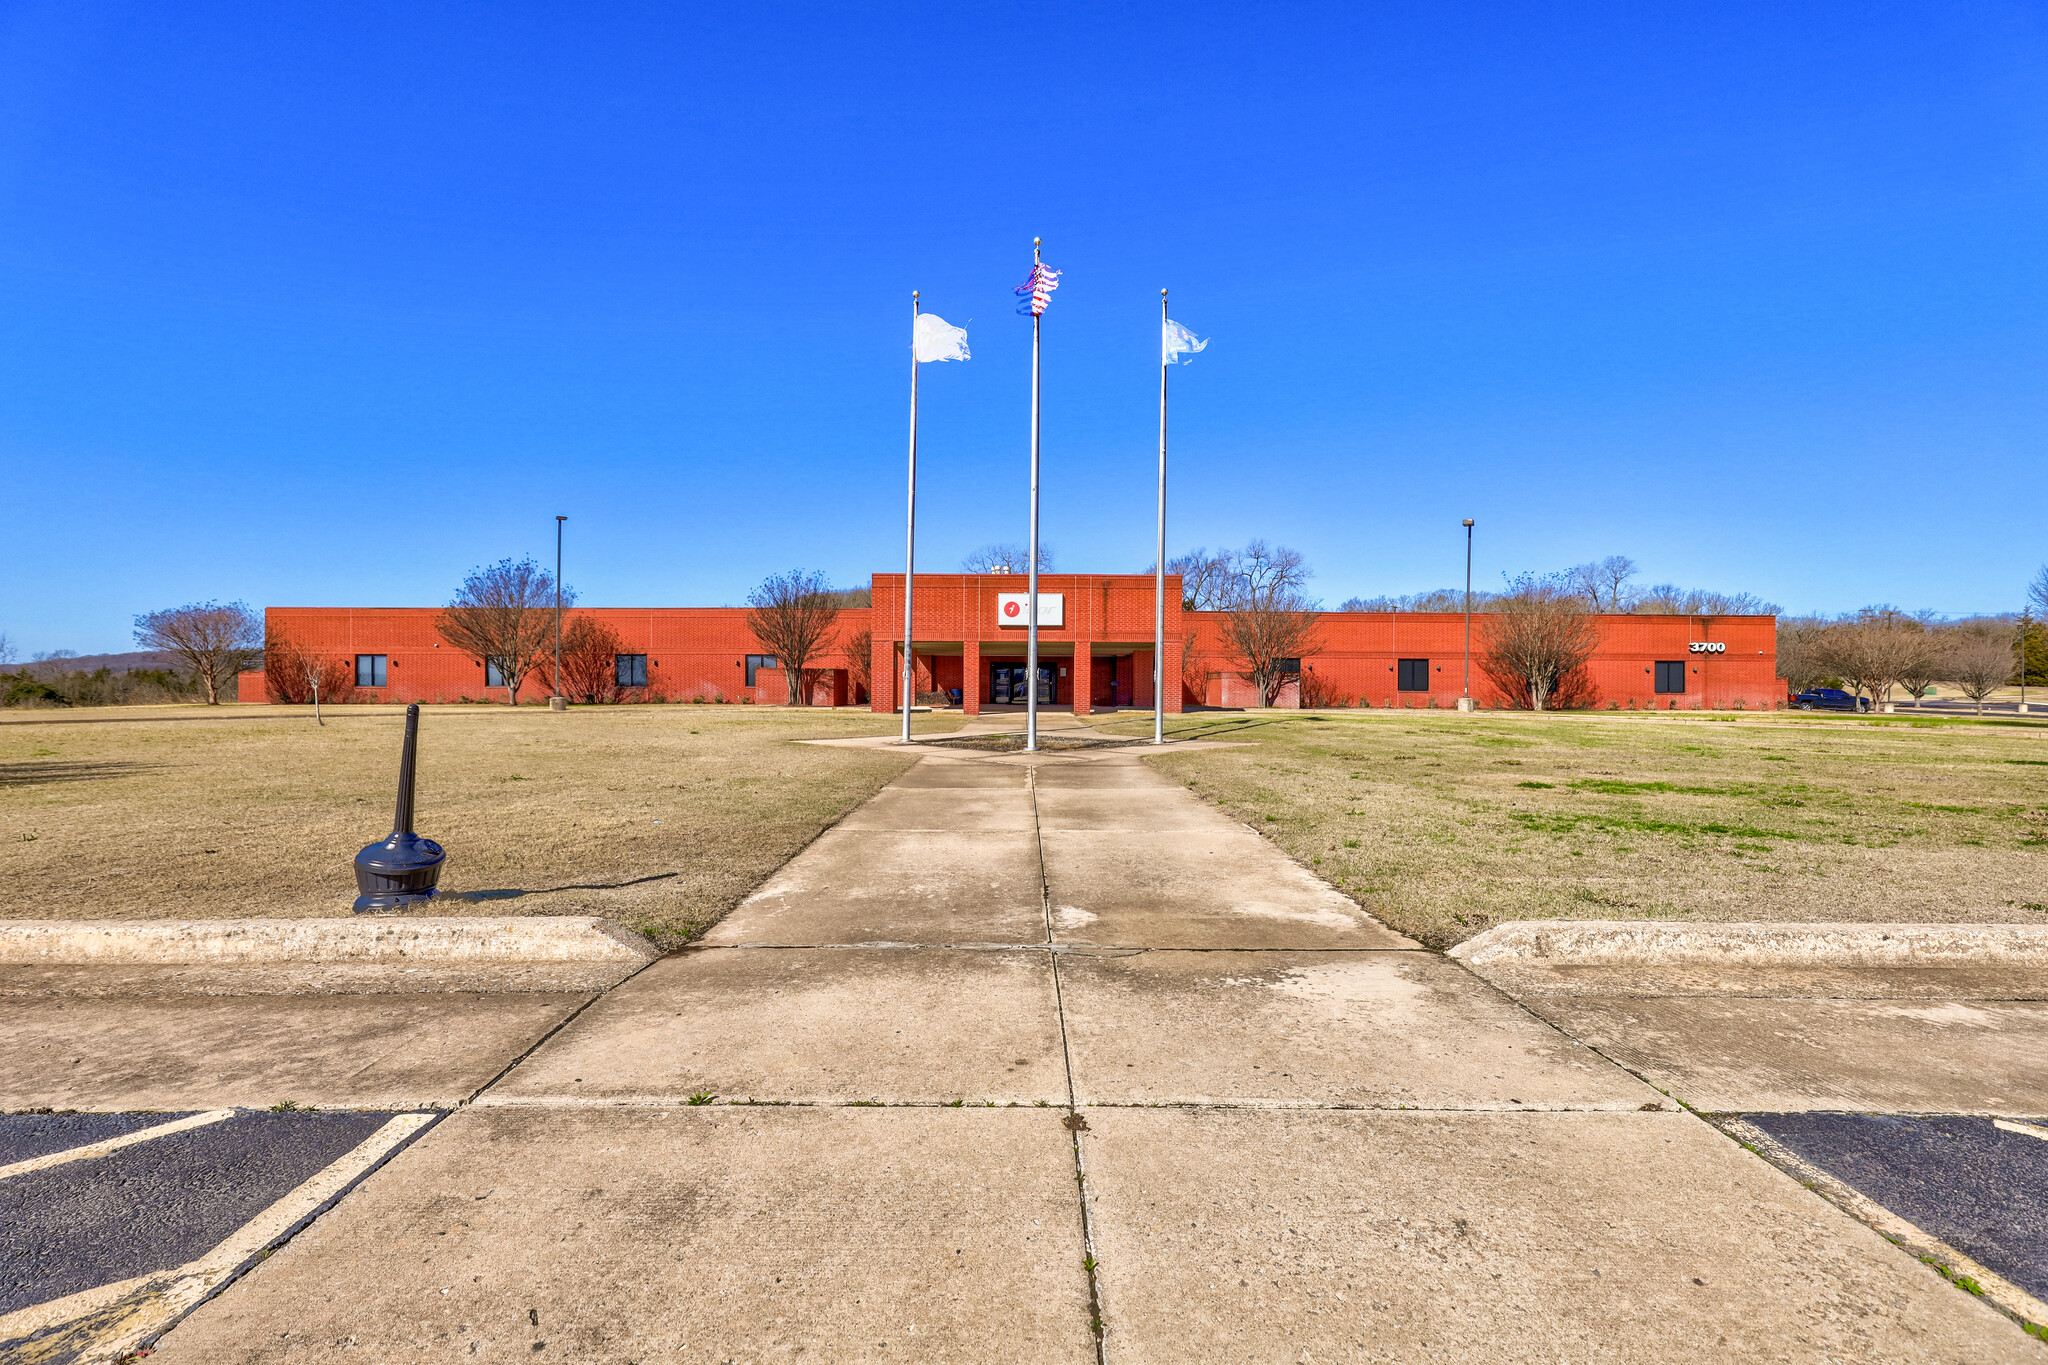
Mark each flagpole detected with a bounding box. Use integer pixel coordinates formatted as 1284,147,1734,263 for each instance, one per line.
1155,290,1168,744
1026,239,1043,752
903,292,919,743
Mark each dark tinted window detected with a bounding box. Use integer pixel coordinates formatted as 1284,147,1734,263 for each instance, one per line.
745,654,779,686
1655,661,1687,694
485,657,507,688
615,654,648,688
1398,658,1430,691
354,654,386,688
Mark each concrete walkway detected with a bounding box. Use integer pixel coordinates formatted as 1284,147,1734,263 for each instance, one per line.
134,742,2040,1360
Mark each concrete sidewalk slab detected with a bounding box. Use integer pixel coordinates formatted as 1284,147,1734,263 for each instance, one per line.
1032,760,1180,790
890,760,1030,789
702,829,1047,946
1033,785,1234,832
1043,829,1415,949
1081,1108,2038,1362
1523,994,2048,1114
838,786,1040,831
152,1107,1098,1364
0,993,589,1111
488,946,1068,1105
1058,950,1660,1110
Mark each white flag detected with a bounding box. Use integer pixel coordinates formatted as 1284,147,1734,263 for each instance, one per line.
914,312,970,363
1163,318,1208,365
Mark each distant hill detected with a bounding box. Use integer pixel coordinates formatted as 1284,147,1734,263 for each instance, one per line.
17,650,188,677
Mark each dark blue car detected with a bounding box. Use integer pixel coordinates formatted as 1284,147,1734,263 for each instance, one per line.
1791,687,1869,712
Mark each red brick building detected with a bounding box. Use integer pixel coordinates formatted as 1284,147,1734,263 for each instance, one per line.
242,572,1785,711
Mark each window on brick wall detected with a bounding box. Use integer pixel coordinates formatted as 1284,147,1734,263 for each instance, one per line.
745,654,779,687
1654,660,1687,693
615,654,648,688
355,654,386,688
1397,658,1430,691
485,658,506,688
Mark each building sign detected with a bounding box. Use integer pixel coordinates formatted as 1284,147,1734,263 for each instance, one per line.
997,592,1064,627
1688,641,1726,654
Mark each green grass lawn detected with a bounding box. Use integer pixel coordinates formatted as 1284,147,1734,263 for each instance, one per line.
0,703,960,949
1092,709,2048,948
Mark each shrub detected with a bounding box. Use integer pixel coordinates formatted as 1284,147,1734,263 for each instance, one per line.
263,636,357,705
559,615,623,703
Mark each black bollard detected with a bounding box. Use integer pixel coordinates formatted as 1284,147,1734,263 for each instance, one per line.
352,703,446,913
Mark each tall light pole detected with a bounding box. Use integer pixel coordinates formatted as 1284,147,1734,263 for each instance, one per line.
1025,238,1043,752
1154,288,1168,745
2022,609,2035,715
554,515,567,702
1460,519,1475,712
904,292,920,744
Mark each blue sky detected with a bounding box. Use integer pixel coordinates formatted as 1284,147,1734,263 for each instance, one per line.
4,3,2045,654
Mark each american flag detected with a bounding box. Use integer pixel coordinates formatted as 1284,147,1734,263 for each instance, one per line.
1014,262,1061,316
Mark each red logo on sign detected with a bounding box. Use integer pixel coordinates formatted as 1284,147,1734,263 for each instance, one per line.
1003,601,1021,618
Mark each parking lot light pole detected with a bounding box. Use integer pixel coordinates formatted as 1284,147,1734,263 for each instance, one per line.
554,516,567,703
1459,519,1475,712
2022,610,2034,714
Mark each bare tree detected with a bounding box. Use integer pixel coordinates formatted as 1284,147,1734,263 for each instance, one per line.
436,558,571,705
1945,625,2016,714
559,615,625,703
1480,574,1599,711
1816,608,1940,710
746,569,841,705
1567,556,1640,611
2030,566,2048,620
1774,616,1834,693
1339,588,1478,612
1217,541,1319,706
133,602,263,704
1634,584,1781,616
1166,548,1238,610
962,543,1054,575
1898,612,1946,700
0,633,13,666
262,633,355,718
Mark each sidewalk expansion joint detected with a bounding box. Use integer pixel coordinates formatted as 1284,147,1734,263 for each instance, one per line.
467,1095,1688,1113
1031,764,1111,1363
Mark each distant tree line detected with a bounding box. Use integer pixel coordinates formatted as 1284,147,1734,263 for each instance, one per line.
1335,555,1779,617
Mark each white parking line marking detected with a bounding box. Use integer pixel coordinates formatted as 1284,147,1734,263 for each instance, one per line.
1727,1118,2048,1330
1993,1118,2048,1142
0,1111,436,1361
0,1109,236,1182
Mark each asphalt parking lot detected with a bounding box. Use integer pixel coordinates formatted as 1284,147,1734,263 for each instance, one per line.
6,1101,2046,1361
0,1107,438,1361
1746,1112,2048,1305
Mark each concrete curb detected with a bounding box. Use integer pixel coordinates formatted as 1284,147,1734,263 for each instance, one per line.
0,917,661,966
1449,921,2048,969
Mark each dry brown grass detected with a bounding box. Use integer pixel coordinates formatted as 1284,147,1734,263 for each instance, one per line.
0,703,961,949
1091,709,2048,948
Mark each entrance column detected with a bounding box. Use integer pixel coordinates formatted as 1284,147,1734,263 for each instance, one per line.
1071,650,1092,716
871,634,894,714
962,639,981,716
1162,636,1185,714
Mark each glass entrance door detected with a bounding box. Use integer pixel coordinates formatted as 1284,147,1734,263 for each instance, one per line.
989,665,1055,705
